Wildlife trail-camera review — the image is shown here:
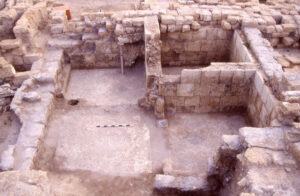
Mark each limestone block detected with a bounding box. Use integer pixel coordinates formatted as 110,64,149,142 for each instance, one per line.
182,25,190,32
106,20,113,31
175,25,181,32
239,127,285,150
285,55,300,65
50,24,64,34
98,27,108,38
168,24,176,33
23,53,42,65
181,69,201,83
125,27,135,34
242,16,258,28
253,72,265,93
266,25,275,34
0,84,14,98
191,21,200,30
202,69,220,83
13,71,31,87
0,39,22,50
221,20,231,30
177,83,194,97
144,15,160,40
232,70,245,84
263,16,276,25
270,38,279,47
122,18,133,27
222,135,241,151
193,28,206,40
155,174,207,191
131,17,144,27
176,16,184,25
290,142,300,162
184,41,200,52
212,9,221,21
282,37,294,46
0,57,15,79
22,91,41,103
199,10,212,22
185,96,200,106
282,24,297,33
13,56,23,66
183,16,193,25
217,29,228,40
244,147,272,166
160,24,167,33
115,24,124,36
220,69,234,83
227,16,239,24
275,25,283,33
82,33,98,41
11,45,26,56
161,15,176,25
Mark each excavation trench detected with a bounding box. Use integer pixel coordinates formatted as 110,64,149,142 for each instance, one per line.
33,55,251,195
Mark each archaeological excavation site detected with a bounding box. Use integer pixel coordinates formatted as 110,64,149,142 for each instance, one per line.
1,0,300,195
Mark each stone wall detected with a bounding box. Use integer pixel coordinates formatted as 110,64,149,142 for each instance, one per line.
49,10,157,68
230,30,253,62
248,71,280,127
160,63,256,114
161,27,233,67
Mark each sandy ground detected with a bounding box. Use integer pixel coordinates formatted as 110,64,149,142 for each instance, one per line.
0,111,21,158
35,61,249,194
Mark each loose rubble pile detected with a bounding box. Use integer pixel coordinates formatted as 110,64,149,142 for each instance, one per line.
0,0,299,195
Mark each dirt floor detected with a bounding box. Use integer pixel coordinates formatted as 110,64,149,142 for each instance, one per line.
35,61,249,195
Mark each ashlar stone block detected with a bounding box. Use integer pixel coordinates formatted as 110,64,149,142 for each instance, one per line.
177,83,194,97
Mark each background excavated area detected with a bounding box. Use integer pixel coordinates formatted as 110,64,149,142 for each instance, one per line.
56,0,174,17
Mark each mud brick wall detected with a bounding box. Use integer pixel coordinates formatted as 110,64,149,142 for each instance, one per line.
160,64,256,113
161,27,233,67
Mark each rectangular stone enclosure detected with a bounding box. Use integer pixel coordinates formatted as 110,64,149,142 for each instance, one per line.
161,28,253,67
